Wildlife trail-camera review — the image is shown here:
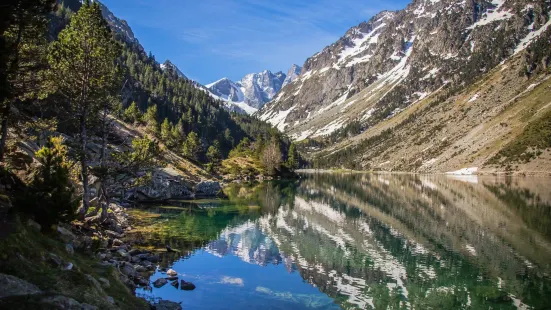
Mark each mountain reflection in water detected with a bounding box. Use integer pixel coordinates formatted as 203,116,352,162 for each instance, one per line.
135,173,551,310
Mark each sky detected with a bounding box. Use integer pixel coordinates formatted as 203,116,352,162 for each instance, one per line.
102,0,410,85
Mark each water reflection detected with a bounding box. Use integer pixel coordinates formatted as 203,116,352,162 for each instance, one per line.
135,173,551,309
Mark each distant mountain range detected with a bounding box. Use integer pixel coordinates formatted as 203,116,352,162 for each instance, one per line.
205,66,301,114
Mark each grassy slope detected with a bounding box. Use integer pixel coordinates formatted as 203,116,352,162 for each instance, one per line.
0,220,148,309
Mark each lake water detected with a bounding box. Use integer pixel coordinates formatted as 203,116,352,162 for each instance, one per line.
134,173,551,309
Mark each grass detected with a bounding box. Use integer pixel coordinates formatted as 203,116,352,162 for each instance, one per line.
0,217,149,310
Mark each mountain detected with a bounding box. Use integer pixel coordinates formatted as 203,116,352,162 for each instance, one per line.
206,70,287,115
282,64,302,88
259,0,551,172
160,60,187,80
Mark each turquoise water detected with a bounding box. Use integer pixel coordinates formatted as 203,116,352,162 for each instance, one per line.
136,173,551,309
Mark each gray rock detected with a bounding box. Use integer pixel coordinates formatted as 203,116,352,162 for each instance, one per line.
112,239,124,247
40,295,96,310
194,181,222,197
0,273,42,298
105,296,115,305
62,262,74,270
98,277,110,288
47,253,62,267
56,226,75,243
180,280,196,290
151,300,182,310
26,219,41,231
85,274,103,293
135,265,146,272
121,263,136,277
65,244,74,255
153,278,168,288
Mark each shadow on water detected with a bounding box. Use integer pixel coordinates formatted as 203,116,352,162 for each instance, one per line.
131,174,551,309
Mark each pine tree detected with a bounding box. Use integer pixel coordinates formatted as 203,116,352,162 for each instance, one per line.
160,118,171,143
0,0,56,161
262,138,282,176
123,101,142,124
183,131,202,162
144,104,158,134
206,141,222,166
287,142,299,170
48,1,120,217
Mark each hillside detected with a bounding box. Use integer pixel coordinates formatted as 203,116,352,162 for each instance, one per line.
259,0,551,173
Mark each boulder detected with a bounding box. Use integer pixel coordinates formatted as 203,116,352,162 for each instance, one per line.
128,171,193,201
0,273,42,298
47,253,62,268
153,278,168,288
112,239,124,247
171,280,179,288
152,300,182,310
56,226,75,243
105,296,115,305
65,244,74,255
194,181,222,197
166,269,178,276
26,219,41,231
98,277,110,288
40,295,96,310
180,280,196,291
121,263,136,277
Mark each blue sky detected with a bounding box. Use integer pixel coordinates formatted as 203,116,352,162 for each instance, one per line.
102,0,409,85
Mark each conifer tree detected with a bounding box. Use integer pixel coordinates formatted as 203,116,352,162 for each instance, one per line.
287,142,299,170
48,1,120,217
144,104,158,134
160,118,171,143
183,131,202,162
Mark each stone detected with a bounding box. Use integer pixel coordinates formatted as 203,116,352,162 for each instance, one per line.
62,262,74,270
129,248,142,256
65,244,74,255
130,256,141,264
194,181,222,197
151,300,182,310
105,230,123,239
166,269,178,276
153,278,168,288
140,260,152,268
180,280,196,291
73,236,93,250
121,263,136,277
106,296,115,305
147,254,160,263
112,239,124,247
98,277,110,288
0,273,42,298
26,219,41,231
85,274,103,293
116,249,129,258
171,280,179,288
56,226,75,243
135,265,147,272
40,295,96,309
47,253,62,267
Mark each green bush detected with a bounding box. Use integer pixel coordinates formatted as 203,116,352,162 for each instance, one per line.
16,137,77,229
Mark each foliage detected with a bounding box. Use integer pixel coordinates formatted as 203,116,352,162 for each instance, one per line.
182,131,203,162
262,138,282,176
286,142,299,170
206,141,222,166
16,137,77,228
112,137,160,176
143,104,158,134
123,101,142,124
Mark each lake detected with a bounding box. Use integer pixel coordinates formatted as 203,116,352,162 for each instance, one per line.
132,172,551,309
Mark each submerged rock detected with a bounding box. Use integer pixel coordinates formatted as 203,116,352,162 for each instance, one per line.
180,280,196,291
153,278,168,288
151,300,182,310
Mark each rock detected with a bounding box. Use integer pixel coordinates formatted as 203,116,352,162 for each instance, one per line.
112,239,124,247
129,248,142,256
147,254,160,263
56,226,75,243
98,277,110,288
153,278,168,288
40,295,97,310
139,260,152,268
180,280,196,290
0,273,42,298
194,181,222,197
135,265,147,272
151,300,182,310
65,244,74,255
106,296,115,305
26,219,41,231
85,274,103,293
121,263,136,277
171,280,179,288
130,256,141,264
116,249,129,258
47,253,62,267
166,269,178,276
73,236,93,250
105,230,123,239
62,262,74,270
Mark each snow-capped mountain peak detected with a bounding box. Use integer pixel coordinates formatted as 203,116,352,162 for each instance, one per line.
282,64,302,88
160,60,187,80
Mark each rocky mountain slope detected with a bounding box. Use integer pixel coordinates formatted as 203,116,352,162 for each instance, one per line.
259,0,551,172
206,69,288,114
282,64,302,88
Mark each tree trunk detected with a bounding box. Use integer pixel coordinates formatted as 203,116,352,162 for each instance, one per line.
79,111,89,219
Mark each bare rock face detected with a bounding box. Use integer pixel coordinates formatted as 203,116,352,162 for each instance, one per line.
259,0,550,140
194,181,222,197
